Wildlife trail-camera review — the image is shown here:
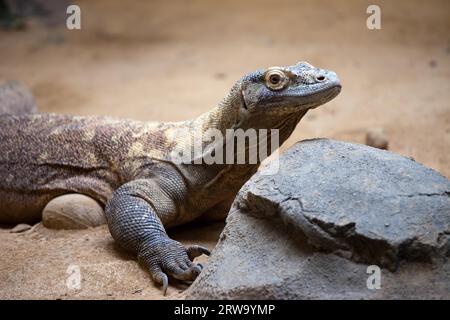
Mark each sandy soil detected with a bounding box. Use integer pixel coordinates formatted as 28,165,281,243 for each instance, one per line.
0,222,223,299
0,0,449,299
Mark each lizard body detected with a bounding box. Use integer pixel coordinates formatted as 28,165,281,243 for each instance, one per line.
0,62,341,293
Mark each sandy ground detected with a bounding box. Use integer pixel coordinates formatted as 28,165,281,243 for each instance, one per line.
0,221,223,299
0,0,449,299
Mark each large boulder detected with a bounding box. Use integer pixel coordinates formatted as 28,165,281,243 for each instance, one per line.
186,139,450,299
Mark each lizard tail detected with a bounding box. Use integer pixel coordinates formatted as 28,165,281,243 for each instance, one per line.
0,80,37,115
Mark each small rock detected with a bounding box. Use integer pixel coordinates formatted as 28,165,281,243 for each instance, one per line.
10,223,32,233
366,128,389,150
214,72,226,80
0,81,37,115
42,194,106,230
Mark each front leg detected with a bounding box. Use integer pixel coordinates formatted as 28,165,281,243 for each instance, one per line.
104,179,209,295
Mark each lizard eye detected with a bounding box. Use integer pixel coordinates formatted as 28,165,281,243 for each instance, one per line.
264,68,289,91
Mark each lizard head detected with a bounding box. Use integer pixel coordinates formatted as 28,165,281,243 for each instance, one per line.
235,61,341,128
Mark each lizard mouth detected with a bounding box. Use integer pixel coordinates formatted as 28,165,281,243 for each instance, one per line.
310,84,341,106
294,83,341,110
250,83,341,115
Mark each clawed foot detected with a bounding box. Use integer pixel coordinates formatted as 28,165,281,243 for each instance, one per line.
138,239,210,295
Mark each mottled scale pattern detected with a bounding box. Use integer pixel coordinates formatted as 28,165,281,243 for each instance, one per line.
106,180,169,253
0,113,177,222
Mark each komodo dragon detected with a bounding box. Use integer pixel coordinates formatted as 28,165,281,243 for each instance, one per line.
0,62,341,294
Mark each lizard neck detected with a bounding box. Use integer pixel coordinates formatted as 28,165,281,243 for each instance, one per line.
188,80,308,165
175,80,308,182
191,81,242,138
174,84,308,213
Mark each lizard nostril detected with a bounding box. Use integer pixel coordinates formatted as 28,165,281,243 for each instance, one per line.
316,75,326,82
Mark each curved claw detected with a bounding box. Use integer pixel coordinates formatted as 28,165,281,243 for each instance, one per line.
187,245,211,261
172,264,202,281
162,273,168,296
149,266,169,296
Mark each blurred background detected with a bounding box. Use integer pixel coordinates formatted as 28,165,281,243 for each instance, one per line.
1,0,449,177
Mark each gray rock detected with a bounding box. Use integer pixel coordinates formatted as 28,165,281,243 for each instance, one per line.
10,223,32,233
238,139,450,269
186,139,450,299
0,81,37,115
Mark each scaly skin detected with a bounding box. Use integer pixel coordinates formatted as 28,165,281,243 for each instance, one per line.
0,62,341,294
